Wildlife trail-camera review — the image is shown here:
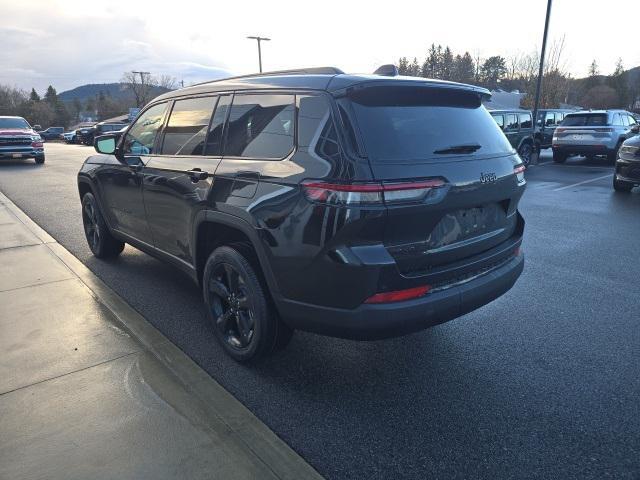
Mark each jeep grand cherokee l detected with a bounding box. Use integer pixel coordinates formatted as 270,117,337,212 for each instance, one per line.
0,116,45,164
78,67,525,362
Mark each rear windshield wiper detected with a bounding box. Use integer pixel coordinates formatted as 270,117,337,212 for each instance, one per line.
433,144,482,155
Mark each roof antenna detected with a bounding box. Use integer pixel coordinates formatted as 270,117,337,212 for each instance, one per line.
373,64,399,77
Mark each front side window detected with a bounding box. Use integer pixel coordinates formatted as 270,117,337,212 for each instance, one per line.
613,114,623,126
123,103,167,155
224,94,294,159
545,112,555,126
160,96,216,155
505,114,518,130
519,113,532,129
205,95,231,156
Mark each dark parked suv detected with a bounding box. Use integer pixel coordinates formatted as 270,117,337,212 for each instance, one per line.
489,109,535,165
78,67,526,361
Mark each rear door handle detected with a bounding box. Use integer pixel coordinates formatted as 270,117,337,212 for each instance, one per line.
187,168,209,182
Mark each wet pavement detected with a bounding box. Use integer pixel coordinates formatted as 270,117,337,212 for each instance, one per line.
0,191,321,480
0,144,639,479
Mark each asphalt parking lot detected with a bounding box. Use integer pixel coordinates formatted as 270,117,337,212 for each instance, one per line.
1,143,639,479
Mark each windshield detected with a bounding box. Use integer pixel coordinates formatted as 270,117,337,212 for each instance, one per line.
0,117,30,129
561,113,607,127
347,86,513,163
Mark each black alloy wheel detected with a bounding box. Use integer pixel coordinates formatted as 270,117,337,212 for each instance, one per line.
81,193,124,258
518,143,533,166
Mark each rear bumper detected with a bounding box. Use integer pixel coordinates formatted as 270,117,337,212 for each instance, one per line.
552,143,615,155
278,251,524,340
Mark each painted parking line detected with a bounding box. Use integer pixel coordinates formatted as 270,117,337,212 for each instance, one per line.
552,173,612,191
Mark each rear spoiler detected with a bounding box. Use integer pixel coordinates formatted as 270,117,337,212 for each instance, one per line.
332,79,491,101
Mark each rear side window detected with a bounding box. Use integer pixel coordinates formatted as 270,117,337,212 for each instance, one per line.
555,113,564,124
505,114,518,130
491,114,504,129
160,96,216,155
545,112,555,126
519,113,532,129
562,113,608,127
347,87,513,163
628,115,638,126
224,94,294,159
123,102,167,155
205,95,231,156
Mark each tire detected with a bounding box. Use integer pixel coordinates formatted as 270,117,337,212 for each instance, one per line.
35,155,45,164
613,176,633,193
553,151,567,163
518,142,533,167
608,141,622,163
81,193,124,258
203,245,293,362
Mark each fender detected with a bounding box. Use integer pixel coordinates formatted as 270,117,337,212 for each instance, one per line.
192,210,282,298
516,135,534,151
77,174,115,232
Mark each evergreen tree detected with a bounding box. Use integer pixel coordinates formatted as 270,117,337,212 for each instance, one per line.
44,85,57,105
453,52,476,84
397,57,410,75
608,58,628,108
422,44,442,78
29,88,40,102
586,60,601,90
408,57,421,77
441,47,454,80
480,56,507,89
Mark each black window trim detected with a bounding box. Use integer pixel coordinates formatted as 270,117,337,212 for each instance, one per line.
220,90,298,162
120,100,170,157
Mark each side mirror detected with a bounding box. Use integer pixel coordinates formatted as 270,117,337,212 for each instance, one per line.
631,125,640,134
34,124,42,131
94,134,117,155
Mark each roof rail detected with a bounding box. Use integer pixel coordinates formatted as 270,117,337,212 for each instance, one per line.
190,67,344,87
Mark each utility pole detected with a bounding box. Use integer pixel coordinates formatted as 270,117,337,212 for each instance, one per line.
532,0,553,161
246,36,271,73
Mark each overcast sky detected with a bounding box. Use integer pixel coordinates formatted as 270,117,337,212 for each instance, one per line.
1,0,638,94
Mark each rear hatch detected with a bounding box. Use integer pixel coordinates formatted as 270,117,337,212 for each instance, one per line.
343,85,525,277
553,113,612,145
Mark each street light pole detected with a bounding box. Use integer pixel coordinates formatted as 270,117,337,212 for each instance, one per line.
247,36,271,73
532,0,553,158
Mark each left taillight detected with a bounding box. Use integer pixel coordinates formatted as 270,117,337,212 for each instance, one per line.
514,164,526,183
301,179,446,206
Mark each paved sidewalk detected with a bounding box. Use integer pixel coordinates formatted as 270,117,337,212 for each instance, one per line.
0,191,322,480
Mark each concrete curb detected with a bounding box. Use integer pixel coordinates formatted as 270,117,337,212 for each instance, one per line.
0,191,323,480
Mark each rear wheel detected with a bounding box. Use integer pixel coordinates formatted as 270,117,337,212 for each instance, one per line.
518,142,533,166
613,176,633,193
81,193,124,258
35,155,45,164
553,151,567,163
203,245,293,362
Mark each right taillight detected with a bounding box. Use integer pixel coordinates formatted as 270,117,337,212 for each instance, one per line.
301,179,446,206
514,164,526,183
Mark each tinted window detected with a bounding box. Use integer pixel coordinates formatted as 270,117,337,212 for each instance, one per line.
123,103,167,155
628,115,638,126
205,95,230,156
561,113,608,126
298,95,341,163
544,112,555,126
505,114,518,130
554,112,564,124
613,113,623,126
519,113,532,129
491,114,504,129
160,96,216,155
347,87,513,163
225,94,295,159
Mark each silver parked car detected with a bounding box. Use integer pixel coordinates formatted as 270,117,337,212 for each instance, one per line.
551,110,639,163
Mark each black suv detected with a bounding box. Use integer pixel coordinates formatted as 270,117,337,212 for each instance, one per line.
78,122,128,145
78,67,525,362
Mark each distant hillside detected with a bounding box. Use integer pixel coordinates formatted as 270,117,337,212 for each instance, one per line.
58,83,170,104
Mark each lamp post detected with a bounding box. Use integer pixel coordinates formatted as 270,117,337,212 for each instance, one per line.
246,36,271,73
532,0,553,164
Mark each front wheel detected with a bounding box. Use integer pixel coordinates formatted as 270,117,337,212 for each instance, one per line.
81,193,124,258
203,245,293,362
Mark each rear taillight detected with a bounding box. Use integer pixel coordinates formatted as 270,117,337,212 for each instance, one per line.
301,179,446,206
364,285,431,304
555,128,566,133
514,164,525,183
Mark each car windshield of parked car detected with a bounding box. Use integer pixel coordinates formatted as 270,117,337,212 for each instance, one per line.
347,86,513,162
561,113,608,127
0,117,30,129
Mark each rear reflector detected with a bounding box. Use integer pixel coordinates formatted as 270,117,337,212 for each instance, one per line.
364,285,431,304
302,179,446,206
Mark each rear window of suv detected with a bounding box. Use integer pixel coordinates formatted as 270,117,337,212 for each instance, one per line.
346,86,513,163
561,113,608,127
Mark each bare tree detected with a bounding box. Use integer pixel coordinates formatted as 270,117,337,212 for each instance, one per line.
157,74,179,90
121,71,154,108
